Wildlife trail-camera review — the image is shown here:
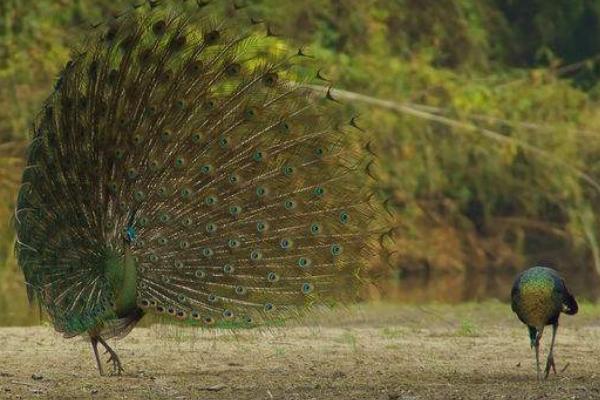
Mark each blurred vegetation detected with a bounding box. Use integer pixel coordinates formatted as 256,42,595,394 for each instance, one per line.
2,0,600,297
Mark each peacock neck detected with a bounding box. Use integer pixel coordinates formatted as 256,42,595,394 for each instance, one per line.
104,248,138,318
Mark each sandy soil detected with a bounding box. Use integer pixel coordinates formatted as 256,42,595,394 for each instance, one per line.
0,302,599,400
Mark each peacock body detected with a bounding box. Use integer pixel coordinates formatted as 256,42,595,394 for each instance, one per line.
510,266,578,380
14,0,383,375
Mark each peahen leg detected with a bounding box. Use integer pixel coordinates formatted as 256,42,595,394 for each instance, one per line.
544,324,558,379
90,337,105,376
534,327,544,382
97,337,124,376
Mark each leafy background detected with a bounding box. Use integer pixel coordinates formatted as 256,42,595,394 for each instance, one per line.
3,0,600,320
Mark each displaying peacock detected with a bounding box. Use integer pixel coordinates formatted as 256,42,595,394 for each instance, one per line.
511,266,578,381
14,0,387,376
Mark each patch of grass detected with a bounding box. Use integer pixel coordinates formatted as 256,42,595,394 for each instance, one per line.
381,327,406,339
273,347,286,357
456,319,480,337
576,301,600,317
335,331,358,352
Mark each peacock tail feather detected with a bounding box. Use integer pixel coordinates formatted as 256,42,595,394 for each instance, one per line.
14,1,387,338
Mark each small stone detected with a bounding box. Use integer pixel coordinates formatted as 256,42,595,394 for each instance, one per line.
204,384,226,392
332,370,346,379
31,374,43,381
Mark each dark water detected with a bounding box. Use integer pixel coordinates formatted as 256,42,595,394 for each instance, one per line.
385,267,600,304
1,264,598,326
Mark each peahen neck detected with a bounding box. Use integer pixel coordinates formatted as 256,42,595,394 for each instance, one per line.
104,248,138,317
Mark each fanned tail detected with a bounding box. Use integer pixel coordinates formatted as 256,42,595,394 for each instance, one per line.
14,0,391,334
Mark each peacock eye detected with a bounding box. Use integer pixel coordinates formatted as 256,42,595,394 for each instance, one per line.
267,272,279,282
297,257,311,268
191,132,202,143
225,63,241,76
282,165,295,177
204,30,220,45
301,283,314,294
330,244,343,256
152,20,166,36
169,34,186,51
223,264,234,274
277,121,290,134
262,72,278,87
205,222,217,234
256,186,268,197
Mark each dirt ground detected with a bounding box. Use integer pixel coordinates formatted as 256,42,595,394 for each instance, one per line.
1,302,600,400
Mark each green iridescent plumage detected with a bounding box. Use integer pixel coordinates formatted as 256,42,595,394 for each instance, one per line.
511,266,578,381
14,1,385,376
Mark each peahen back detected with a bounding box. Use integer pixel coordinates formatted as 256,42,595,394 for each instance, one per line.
511,266,578,329
14,1,384,337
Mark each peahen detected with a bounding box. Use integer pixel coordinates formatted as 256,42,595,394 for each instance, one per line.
510,266,578,381
14,1,385,376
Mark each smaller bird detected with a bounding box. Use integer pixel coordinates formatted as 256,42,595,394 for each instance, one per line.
511,266,578,380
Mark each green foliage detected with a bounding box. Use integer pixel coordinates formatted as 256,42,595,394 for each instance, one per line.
456,319,480,337
2,0,600,283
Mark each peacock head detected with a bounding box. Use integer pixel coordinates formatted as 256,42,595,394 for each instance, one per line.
124,226,138,245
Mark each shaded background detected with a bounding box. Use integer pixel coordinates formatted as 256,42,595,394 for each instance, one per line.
3,0,600,324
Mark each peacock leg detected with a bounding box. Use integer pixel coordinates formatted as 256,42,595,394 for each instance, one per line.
97,337,124,376
544,324,558,379
534,328,544,382
90,337,105,376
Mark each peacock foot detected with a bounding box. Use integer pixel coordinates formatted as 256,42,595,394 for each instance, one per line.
544,354,556,380
99,337,124,376
92,336,125,376
104,349,124,376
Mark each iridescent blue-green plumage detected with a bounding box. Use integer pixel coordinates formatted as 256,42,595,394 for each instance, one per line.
510,266,578,380
14,0,387,376
511,266,578,332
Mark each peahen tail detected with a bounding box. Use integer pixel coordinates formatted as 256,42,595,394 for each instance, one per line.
14,0,388,335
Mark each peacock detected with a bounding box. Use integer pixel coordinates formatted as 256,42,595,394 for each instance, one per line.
14,0,386,376
510,266,578,381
